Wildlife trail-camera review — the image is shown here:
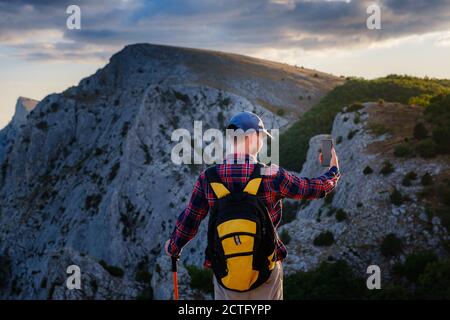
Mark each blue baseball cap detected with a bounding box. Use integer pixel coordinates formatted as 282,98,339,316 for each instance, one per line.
226,111,273,138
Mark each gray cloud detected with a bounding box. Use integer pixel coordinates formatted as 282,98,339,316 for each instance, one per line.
1,0,450,61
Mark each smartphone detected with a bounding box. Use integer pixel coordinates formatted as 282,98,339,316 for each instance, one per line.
321,139,333,167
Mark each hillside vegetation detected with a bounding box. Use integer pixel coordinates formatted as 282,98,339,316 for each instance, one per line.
279,74,450,300
285,255,450,300
280,75,450,172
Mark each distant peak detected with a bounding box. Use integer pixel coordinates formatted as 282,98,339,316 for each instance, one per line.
11,97,39,127
17,97,39,112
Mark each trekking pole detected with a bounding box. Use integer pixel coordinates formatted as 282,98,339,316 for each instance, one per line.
171,255,179,300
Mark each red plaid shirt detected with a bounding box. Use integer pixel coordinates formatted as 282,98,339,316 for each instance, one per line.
168,153,340,266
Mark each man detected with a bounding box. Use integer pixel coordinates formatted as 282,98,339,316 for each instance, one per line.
165,111,340,300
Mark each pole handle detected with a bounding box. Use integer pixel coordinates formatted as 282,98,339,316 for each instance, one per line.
171,255,179,272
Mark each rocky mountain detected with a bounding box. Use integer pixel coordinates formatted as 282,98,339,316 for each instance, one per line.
0,44,341,299
280,102,449,278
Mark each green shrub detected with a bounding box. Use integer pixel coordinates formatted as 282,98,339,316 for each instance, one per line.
50,102,59,113
405,171,417,180
413,122,428,140
324,191,335,205
40,277,47,289
402,176,412,187
421,172,433,186
335,209,347,222
368,123,390,136
173,90,190,104
0,255,11,289
121,121,130,137
380,233,403,257
393,144,411,157
409,94,433,107
425,94,450,154
36,121,49,131
416,139,438,158
363,166,373,175
336,136,343,144
0,161,8,182
347,130,358,140
391,262,405,277
368,284,410,300
432,126,450,154
219,97,231,108
108,162,120,181
135,269,152,284
326,206,336,217
284,260,366,300
417,259,450,299
439,181,450,206
84,193,102,211
346,103,364,113
390,188,403,206
99,260,124,278
380,161,394,175
280,201,299,226
400,251,438,282
94,147,104,156
136,287,153,300
313,231,334,247
276,109,285,116
280,229,291,245
186,265,213,294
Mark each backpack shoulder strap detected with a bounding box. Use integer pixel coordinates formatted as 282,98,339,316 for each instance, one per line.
243,163,262,195
205,166,230,199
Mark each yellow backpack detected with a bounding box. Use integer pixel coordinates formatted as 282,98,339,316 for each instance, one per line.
205,163,277,292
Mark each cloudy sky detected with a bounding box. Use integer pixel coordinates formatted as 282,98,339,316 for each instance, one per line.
1,0,450,128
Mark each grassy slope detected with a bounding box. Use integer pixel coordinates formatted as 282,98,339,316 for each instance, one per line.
280,75,450,172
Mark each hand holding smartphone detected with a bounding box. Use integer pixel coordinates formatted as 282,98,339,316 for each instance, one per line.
320,139,333,167
320,138,336,168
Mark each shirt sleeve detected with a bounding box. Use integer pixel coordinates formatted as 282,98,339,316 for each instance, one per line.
276,166,341,200
168,171,209,256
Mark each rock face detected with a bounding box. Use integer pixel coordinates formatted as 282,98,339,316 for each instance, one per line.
0,97,38,163
0,44,340,299
42,247,144,300
280,103,449,279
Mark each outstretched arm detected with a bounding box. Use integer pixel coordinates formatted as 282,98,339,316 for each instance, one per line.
166,171,209,256
277,147,340,200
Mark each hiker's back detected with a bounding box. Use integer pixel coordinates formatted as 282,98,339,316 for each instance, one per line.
205,161,277,292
